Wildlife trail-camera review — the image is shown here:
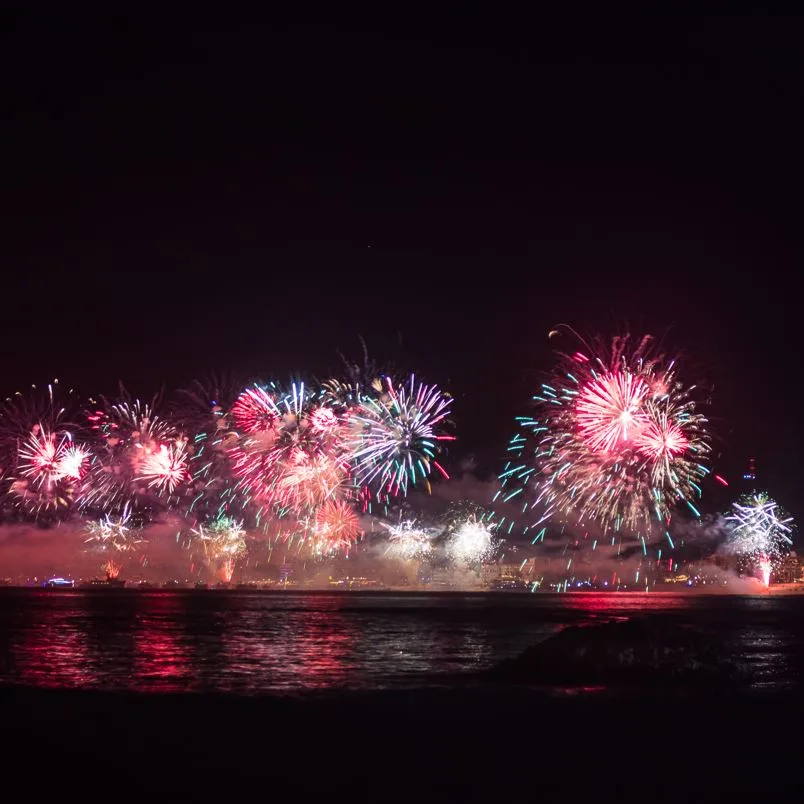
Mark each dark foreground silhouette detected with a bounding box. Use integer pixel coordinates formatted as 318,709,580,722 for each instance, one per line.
488,617,749,685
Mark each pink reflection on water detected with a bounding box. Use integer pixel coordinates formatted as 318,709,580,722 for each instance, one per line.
228,600,355,690
544,591,695,623
131,594,192,691
559,591,696,616
12,598,93,687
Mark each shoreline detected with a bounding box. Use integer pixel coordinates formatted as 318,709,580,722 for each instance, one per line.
0,585,795,596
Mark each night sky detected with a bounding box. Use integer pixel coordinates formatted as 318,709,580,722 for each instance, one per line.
1,16,802,513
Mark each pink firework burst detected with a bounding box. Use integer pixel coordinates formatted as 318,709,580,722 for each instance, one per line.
636,412,689,460
575,372,649,453
309,405,340,435
18,426,89,489
229,383,350,516
231,386,282,435
229,443,279,504
499,332,711,537
275,451,349,511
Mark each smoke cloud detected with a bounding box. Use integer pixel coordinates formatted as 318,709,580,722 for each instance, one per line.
0,473,770,591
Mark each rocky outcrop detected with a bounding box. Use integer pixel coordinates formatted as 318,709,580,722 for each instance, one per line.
488,618,748,686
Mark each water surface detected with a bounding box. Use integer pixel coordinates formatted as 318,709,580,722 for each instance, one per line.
0,590,801,692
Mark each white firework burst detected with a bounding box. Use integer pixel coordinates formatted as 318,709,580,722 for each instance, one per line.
448,516,495,564
383,519,433,561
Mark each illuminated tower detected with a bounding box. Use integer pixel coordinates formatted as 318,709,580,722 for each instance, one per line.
742,457,757,491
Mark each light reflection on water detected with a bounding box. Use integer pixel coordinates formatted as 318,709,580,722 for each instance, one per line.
0,591,801,693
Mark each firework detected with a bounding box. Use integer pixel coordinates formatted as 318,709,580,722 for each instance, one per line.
497,331,711,539
307,499,362,556
183,429,243,521
230,381,350,517
346,374,454,498
170,376,247,520
321,377,368,409
725,492,794,585
85,505,144,577
448,516,495,564
91,397,176,445
9,425,90,513
274,451,349,512
58,442,91,481
321,338,392,407
0,380,80,443
192,516,247,582
231,383,284,437
85,507,144,552
0,381,87,516
138,439,190,494
18,427,89,487
0,358,456,587
758,556,772,588
382,519,433,561
79,396,188,513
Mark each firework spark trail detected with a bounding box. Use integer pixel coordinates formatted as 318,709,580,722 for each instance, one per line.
497,332,711,539
170,376,247,521
184,428,243,521
346,374,454,499
758,556,772,588
84,505,144,576
85,505,143,551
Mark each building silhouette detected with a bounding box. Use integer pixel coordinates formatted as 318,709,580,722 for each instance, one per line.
741,456,757,493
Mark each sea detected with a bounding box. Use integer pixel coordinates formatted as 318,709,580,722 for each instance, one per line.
1,589,803,694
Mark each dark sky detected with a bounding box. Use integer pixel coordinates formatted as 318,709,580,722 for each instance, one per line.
1,15,802,510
